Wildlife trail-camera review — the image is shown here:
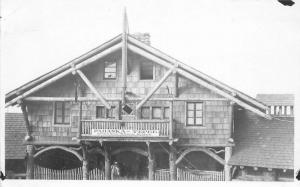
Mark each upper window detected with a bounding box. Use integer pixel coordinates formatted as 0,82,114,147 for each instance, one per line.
104,61,117,79
54,102,70,124
96,106,116,119
152,107,162,119
141,107,150,119
186,102,203,126
140,62,153,80
163,107,170,119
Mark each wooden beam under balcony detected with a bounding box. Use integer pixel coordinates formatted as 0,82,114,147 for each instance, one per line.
136,66,177,110
76,70,111,109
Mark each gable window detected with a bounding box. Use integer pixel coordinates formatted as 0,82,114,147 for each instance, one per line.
141,107,150,119
96,106,116,119
163,107,170,119
54,102,70,124
96,106,106,118
140,62,153,80
104,61,117,79
152,107,162,119
186,102,203,126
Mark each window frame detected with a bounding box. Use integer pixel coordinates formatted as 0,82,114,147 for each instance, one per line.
53,101,71,125
185,102,204,127
139,62,155,80
103,61,117,80
96,105,116,119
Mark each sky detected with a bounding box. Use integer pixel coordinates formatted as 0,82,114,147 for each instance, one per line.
1,0,300,105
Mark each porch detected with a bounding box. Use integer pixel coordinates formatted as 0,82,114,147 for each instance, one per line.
79,119,172,140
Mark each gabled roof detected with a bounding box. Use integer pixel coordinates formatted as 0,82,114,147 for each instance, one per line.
256,94,294,106
228,110,294,169
5,113,27,159
5,33,270,118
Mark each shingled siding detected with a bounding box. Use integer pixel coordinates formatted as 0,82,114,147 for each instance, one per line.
28,51,231,145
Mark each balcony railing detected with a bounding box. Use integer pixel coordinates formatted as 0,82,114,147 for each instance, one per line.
80,119,171,138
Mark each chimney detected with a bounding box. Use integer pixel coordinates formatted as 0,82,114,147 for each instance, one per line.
132,33,151,45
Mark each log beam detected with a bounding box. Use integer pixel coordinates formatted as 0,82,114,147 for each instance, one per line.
76,69,111,109
136,66,176,110
174,73,179,97
26,145,34,179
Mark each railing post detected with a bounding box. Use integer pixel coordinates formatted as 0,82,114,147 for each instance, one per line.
169,101,173,139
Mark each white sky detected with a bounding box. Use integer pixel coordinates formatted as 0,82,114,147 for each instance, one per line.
1,0,300,97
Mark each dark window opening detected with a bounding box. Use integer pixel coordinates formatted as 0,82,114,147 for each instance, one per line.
186,102,203,126
140,62,153,80
104,61,117,79
54,102,70,124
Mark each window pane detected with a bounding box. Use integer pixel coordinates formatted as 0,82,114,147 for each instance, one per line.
196,103,203,110
140,62,153,80
281,106,285,115
164,107,170,119
152,107,162,119
141,107,150,119
64,115,70,123
96,106,106,118
187,118,194,125
56,116,62,124
195,118,202,125
196,110,202,117
187,111,194,117
104,61,116,79
286,106,291,115
107,107,115,119
270,106,274,114
187,103,194,110
275,106,280,115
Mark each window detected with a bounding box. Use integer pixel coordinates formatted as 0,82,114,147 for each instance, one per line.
96,106,115,119
141,107,150,119
152,107,162,119
54,102,70,124
96,106,106,118
186,102,203,126
270,106,275,115
104,61,116,79
286,106,291,115
163,107,170,119
107,107,115,119
281,106,286,115
140,62,153,80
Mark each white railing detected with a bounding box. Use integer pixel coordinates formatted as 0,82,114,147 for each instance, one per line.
81,119,170,138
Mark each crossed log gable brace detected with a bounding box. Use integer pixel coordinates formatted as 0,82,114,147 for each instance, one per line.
127,43,270,119
127,35,268,111
33,145,83,161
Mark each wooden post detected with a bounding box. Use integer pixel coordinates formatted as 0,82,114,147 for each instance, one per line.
121,8,128,105
174,73,178,97
26,145,34,179
169,101,173,139
147,142,155,180
78,101,83,139
82,144,89,180
20,103,32,141
224,146,232,181
104,144,111,180
169,146,177,181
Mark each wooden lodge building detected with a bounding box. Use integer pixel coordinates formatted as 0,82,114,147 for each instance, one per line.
5,11,292,181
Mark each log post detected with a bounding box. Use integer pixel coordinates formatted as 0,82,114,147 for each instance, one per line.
169,101,173,139
174,73,178,97
224,146,232,181
81,144,89,180
147,142,155,180
169,146,177,181
121,8,128,105
26,145,34,179
78,101,83,139
20,103,32,141
104,144,111,180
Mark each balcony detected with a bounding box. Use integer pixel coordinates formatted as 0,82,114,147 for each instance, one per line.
80,119,172,140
